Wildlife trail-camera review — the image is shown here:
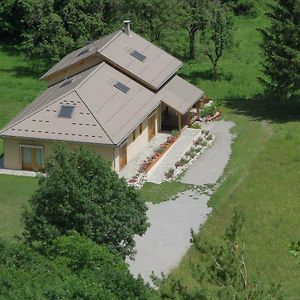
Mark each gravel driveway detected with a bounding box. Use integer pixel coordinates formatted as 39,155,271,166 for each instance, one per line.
128,121,235,284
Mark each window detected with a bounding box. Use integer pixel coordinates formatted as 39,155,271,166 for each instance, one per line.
58,105,75,118
114,81,130,93
133,129,136,141
20,145,44,171
139,123,143,135
131,50,146,62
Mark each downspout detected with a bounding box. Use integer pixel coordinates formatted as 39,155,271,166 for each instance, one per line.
113,146,116,171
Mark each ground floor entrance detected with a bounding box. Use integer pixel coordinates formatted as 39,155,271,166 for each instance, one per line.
21,145,44,171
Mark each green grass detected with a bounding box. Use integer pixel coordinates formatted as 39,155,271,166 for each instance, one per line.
138,181,191,204
0,175,38,241
0,43,46,154
0,4,300,298
164,5,300,299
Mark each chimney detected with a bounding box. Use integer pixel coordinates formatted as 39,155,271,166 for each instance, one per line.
123,20,131,36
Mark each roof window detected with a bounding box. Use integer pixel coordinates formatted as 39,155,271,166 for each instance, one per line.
131,50,146,62
58,105,75,118
114,81,130,93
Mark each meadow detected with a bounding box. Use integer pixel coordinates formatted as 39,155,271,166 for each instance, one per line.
0,3,299,298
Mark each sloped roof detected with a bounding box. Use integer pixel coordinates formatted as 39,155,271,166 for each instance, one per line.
1,63,161,146
157,75,204,114
98,31,182,90
41,29,182,90
41,30,122,80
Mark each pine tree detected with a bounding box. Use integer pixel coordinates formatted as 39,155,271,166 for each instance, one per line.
259,0,300,100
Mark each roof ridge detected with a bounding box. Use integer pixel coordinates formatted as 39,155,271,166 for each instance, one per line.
74,90,115,145
96,30,122,53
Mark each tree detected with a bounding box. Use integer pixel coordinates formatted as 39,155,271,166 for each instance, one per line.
199,0,234,80
259,0,300,100
156,210,282,299
20,0,116,64
23,145,149,258
180,0,209,59
0,234,152,299
117,0,180,43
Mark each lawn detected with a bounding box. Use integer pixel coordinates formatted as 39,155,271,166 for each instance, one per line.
163,6,300,300
0,43,46,154
0,3,300,298
0,175,38,241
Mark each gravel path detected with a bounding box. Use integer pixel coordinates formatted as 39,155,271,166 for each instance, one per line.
128,121,235,284
127,190,211,283
181,121,235,185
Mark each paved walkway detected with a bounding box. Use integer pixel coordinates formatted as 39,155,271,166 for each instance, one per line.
0,157,37,177
128,121,235,284
119,133,169,180
147,128,202,184
127,190,212,283
181,121,235,185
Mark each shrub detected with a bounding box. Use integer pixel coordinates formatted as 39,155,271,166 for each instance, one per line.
171,129,179,137
201,140,208,147
155,146,164,154
206,134,213,141
164,168,175,179
167,135,176,143
191,123,201,129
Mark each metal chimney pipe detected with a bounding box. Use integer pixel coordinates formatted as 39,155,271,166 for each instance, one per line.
123,20,131,36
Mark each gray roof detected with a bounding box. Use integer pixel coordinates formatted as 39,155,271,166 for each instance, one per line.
1,63,161,146
157,75,204,114
41,30,182,90
41,30,122,80
98,31,182,90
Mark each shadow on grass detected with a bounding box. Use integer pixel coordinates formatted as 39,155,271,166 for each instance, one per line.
180,68,233,85
225,95,300,123
0,41,48,78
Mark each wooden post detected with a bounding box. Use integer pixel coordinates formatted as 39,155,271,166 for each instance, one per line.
178,113,182,133
196,100,200,117
187,110,191,127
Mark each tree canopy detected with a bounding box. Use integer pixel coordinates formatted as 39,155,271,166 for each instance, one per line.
0,234,152,300
259,0,300,100
23,145,149,258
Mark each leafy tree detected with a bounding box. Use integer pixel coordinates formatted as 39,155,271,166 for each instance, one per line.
199,0,234,80
117,0,180,43
20,0,116,64
156,210,282,299
221,0,257,16
0,234,152,299
259,0,300,100
0,0,27,40
180,0,209,59
23,145,149,258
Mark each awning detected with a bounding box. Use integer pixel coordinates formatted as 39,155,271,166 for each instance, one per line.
156,75,204,114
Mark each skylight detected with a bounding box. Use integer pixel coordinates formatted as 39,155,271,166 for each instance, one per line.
130,50,146,62
60,78,74,88
114,81,130,93
58,105,75,118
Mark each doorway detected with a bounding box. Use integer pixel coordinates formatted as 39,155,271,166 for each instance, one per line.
21,145,44,171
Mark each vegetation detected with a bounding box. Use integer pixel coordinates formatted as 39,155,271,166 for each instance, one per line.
0,233,152,299
138,182,191,204
259,0,300,100
0,0,300,298
200,0,234,80
23,146,149,258
157,211,282,299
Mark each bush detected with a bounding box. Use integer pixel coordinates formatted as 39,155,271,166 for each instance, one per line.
171,129,179,137
23,145,149,258
191,123,201,129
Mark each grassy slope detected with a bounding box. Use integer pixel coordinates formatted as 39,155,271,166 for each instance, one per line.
166,11,300,300
0,44,43,239
0,44,46,154
0,175,38,240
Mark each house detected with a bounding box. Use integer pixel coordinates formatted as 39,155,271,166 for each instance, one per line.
0,21,204,172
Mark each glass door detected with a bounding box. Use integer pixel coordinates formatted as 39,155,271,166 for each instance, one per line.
21,146,44,171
